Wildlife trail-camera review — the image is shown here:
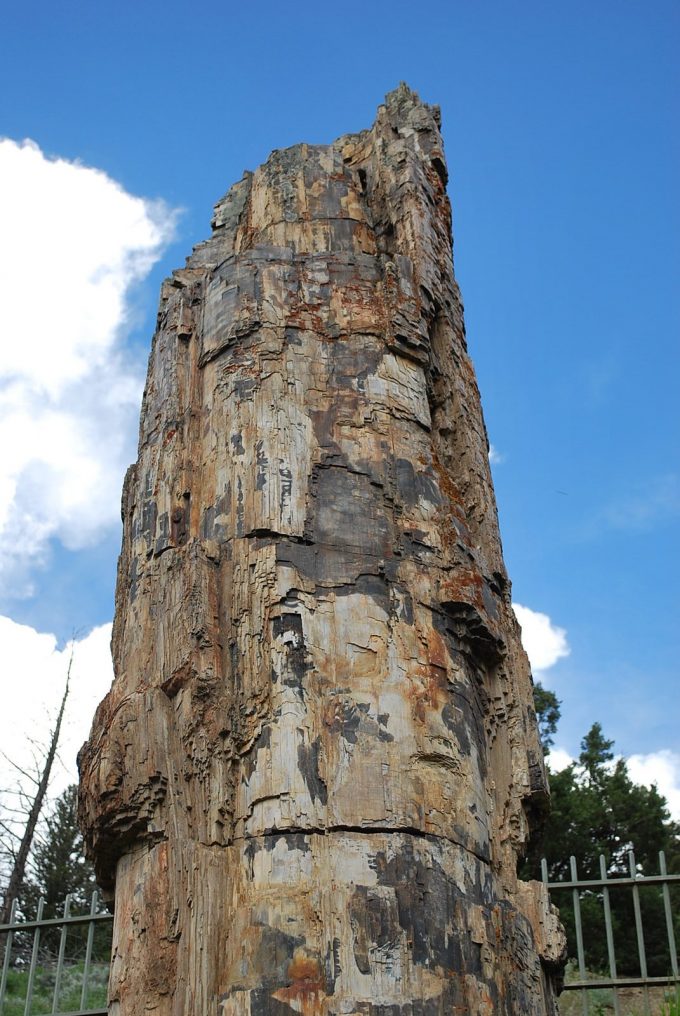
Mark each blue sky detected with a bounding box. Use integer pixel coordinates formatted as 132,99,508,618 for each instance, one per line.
0,1,678,811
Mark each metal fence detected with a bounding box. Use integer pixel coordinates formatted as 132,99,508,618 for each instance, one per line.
0,892,113,1016
543,849,679,1015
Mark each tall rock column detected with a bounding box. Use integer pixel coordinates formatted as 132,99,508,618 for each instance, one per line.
79,84,564,1015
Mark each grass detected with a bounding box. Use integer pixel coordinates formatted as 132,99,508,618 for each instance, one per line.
1,960,108,1015
660,986,680,1016
557,964,680,1016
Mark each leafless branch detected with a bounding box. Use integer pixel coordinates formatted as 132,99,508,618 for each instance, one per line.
0,648,72,923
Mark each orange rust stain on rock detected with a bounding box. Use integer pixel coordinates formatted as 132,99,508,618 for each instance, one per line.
440,567,486,613
458,352,479,387
426,625,449,672
429,445,470,552
272,949,326,1012
407,660,449,724
286,949,323,983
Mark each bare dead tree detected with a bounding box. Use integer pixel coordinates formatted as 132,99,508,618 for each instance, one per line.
0,651,71,924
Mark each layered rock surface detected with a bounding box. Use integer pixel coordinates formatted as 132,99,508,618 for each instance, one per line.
79,84,565,1014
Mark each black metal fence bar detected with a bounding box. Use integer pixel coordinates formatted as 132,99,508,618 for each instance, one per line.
544,848,680,1014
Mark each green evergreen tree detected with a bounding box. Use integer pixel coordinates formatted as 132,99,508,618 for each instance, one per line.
20,785,105,956
21,785,95,916
523,690,680,977
532,682,561,756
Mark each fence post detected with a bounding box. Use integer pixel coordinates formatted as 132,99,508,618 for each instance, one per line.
599,855,621,1016
80,890,100,1011
570,855,589,1016
23,897,45,1016
0,899,18,1015
660,850,679,981
628,850,650,1016
51,893,71,1015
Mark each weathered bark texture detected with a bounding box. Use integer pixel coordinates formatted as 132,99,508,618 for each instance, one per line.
79,84,565,1014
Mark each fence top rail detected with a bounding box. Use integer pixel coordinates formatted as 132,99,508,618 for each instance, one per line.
545,872,680,891
0,912,113,934
34,1011,108,1016
564,975,680,991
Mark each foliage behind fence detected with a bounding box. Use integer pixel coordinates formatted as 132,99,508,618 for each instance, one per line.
0,891,112,1015
546,849,679,1015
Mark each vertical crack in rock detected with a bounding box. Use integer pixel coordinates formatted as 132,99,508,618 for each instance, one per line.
79,83,566,1014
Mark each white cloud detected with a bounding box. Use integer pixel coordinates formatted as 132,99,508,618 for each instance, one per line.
488,444,504,465
628,750,680,822
0,138,178,593
546,747,574,773
0,616,114,802
513,602,570,672
546,747,680,821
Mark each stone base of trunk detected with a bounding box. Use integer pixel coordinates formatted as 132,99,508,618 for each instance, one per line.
108,832,561,1015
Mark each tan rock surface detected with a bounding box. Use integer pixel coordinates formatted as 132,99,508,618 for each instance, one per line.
79,83,565,1014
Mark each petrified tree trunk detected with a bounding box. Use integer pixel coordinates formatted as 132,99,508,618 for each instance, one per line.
79,84,565,1014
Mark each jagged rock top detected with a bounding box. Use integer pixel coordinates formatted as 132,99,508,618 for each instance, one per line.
185,83,448,266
